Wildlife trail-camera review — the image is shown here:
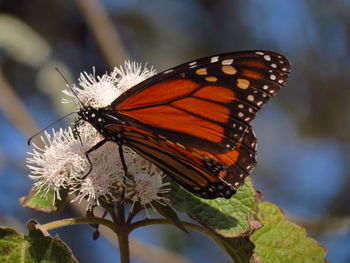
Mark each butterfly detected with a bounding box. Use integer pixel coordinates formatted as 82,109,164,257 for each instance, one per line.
78,50,291,199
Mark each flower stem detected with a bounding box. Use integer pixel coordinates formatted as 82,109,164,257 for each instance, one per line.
42,217,118,232
115,201,130,263
126,202,141,224
117,227,130,263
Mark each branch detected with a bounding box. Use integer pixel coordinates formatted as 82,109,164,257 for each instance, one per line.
42,217,118,233
70,201,193,263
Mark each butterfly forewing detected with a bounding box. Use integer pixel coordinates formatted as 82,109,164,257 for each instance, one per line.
112,51,290,153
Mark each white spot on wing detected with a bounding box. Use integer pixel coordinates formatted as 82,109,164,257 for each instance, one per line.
264,55,271,61
211,56,219,63
247,95,254,101
222,59,233,65
163,69,174,74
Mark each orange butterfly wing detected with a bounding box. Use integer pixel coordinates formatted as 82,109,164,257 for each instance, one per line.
107,51,290,198
108,124,257,198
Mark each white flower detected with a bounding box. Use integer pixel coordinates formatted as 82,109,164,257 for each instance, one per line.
69,148,122,209
65,122,102,178
62,61,156,108
25,123,99,197
62,68,120,108
126,157,170,213
26,128,79,201
114,61,156,93
69,143,135,209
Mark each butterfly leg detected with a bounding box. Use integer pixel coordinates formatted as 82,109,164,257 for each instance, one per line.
73,119,83,145
118,143,128,177
82,138,108,179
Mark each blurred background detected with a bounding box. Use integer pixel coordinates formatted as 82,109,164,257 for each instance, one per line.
0,0,349,262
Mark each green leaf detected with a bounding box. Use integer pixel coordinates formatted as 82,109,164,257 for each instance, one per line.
0,227,34,263
20,188,68,213
251,202,327,263
0,220,78,263
152,202,189,234
168,178,260,238
216,236,255,263
27,220,78,263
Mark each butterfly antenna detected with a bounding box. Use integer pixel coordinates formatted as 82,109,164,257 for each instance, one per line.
55,67,84,107
27,111,77,145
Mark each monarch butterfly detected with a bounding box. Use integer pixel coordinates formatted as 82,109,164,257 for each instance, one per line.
78,51,291,199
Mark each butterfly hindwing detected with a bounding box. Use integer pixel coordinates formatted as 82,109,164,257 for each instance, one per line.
106,121,257,199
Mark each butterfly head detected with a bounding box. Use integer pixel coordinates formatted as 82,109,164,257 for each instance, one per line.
77,106,122,136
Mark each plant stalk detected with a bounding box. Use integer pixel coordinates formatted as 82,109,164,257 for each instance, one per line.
117,227,130,263
42,217,117,232
116,201,130,263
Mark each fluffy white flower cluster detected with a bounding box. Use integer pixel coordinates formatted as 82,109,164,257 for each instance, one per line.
27,61,170,210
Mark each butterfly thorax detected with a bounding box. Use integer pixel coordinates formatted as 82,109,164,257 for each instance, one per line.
78,106,123,140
